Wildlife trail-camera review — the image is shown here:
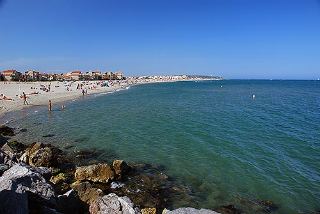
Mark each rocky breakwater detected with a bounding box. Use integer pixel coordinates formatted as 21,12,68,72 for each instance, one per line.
0,125,221,214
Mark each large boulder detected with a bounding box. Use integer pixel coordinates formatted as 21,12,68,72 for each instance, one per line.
0,163,56,203
113,160,130,179
0,163,56,213
71,181,104,204
75,163,115,183
1,141,26,156
20,142,61,167
0,125,15,136
89,193,137,214
163,208,220,214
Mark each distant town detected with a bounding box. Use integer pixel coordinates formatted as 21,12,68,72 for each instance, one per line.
0,69,222,82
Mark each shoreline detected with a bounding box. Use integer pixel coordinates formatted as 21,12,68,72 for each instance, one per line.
0,78,217,119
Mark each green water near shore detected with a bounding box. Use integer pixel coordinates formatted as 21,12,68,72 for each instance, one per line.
2,80,320,213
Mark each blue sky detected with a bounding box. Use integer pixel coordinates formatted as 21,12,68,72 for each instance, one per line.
0,0,319,79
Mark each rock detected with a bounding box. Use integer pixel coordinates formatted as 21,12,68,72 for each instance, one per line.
0,163,56,204
29,146,53,167
1,141,26,159
1,142,26,161
215,205,241,214
257,200,278,212
75,163,115,183
71,181,104,204
20,142,62,167
50,172,71,194
110,181,125,189
89,193,137,214
113,160,130,179
6,141,26,153
113,172,168,208
36,166,52,177
50,173,67,184
0,150,15,166
57,189,85,214
0,163,56,213
163,208,220,214
0,163,9,175
141,208,157,214
0,125,15,136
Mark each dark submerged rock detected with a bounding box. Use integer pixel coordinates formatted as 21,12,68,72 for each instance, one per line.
256,200,279,213
216,205,241,214
1,141,27,160
0,125,15,136
42,134,55,138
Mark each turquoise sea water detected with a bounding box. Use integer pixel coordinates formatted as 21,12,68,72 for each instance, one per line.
2,80,320,213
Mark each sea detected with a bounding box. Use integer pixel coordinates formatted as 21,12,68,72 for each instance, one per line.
1,80,320,213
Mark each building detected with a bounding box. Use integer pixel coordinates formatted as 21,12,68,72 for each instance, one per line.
114,71,124,80
102,71,113,80
25,70,40,81
70,71,82,80
85,71,102,80
1,70,22,81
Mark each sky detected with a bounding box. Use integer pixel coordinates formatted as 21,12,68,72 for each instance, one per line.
0,0,320,79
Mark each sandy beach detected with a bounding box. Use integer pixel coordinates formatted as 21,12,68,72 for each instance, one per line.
0,81,129,117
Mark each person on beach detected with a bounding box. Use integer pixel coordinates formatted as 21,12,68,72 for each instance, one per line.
82,89,85,96
22,92,28,105
0,94,14,101
48,100,52,111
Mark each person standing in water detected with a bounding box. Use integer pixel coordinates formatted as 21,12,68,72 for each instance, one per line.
22,92,28,105
48,100,52,111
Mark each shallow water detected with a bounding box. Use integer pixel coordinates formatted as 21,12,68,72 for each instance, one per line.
2,80,320,213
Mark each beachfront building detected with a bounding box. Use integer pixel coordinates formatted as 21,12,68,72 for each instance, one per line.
102,71,113,80
1,70,22,81
71,71,82,80
85,71,102,80
63,72,72,81
25,70,40,81
102,71,124,80
114,71,124,80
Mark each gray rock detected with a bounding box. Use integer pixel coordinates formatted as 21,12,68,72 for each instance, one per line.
163,208,220,214
0,163,56,204
89,193,137,214
0,150,15,167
